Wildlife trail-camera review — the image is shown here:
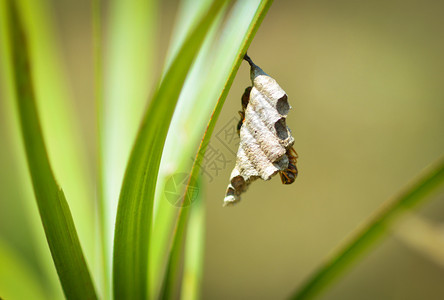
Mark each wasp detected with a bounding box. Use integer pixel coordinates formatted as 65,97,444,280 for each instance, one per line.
236,84,298,185
279,147,298,184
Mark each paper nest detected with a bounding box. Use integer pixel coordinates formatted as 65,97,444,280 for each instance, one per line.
224,62,294,206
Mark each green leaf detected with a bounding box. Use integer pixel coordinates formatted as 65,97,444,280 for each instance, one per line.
180,0,273,207
6,2,97,299
14,0,96,272
149,1,226,296
290,156,444,299
162,0,213,72
159,0,274,297
92,0,109,297
158,178,202,300
0,4,63,298
101,1,158,289
180,194,206,300
112,1,227,298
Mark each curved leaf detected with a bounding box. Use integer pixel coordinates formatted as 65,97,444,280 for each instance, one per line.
15,0,96,271
112,1,227,298
7,2,97,299
149,1,226,296
182,0,273,204
180,191,206,300
101,0,158,288
160,0,274,297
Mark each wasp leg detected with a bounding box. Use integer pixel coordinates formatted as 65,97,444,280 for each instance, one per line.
279,162,298,184
287,146,298,160
279,147,298,184
279,170,291,184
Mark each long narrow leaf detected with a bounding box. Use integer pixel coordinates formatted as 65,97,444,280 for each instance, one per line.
180,193,206,300
102,0,158,284
7,2,97,299
15,0,96,270
160,0,274,297
290,156,444,299
162,0,213,73
183,0,273,205
159,177,202,300
149,2,226,296
112,1,227,298
0,2,63,297
92,0,108,297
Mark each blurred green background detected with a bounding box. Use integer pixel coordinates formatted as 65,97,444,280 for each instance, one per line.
1,0,443,299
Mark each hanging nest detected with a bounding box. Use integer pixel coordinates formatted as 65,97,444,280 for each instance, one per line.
224,55,298,206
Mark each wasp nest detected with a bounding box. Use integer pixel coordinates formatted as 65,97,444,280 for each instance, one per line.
224,55,298,206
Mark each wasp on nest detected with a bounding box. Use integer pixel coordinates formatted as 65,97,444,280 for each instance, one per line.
224,54,298,206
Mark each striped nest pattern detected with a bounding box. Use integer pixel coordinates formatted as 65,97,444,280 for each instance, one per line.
224,59,295,206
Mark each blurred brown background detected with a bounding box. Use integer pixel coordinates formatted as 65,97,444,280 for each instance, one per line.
3,0,444,299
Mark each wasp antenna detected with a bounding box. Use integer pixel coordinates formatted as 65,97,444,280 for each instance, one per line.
243,53,254,66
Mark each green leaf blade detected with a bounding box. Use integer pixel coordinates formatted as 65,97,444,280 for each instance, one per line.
101,0,158,283
182,0,273,202
7,2,97,299
159,0,274,297
180,195,206,300
112,1,227,299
